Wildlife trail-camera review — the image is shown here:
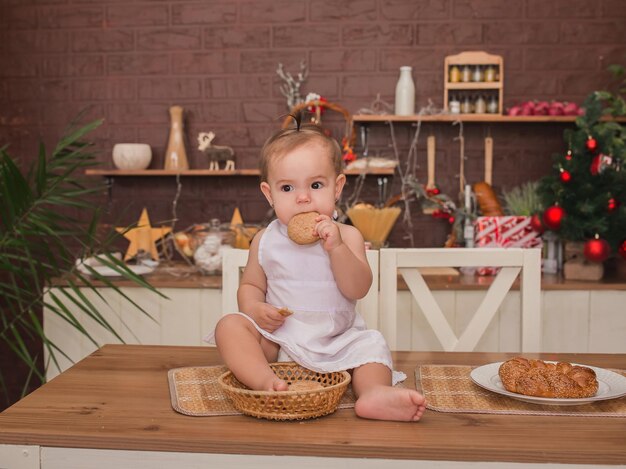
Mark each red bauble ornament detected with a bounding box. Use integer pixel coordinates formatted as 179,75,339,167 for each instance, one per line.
426,186,441,196
559,169,571,183
586,136,598,152
608,197,620,212
542,205,565,230
583,236,611,263
565,150,572,161
448,216,455,224
618,239,626,260
530,213,544,233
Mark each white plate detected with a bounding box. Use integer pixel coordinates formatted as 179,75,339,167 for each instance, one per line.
470,361,626,406
76,263,155,277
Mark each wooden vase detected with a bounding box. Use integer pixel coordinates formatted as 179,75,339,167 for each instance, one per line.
164,105,189,170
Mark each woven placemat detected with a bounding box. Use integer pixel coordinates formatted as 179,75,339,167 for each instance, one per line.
168,365,356,417
416,365,626,417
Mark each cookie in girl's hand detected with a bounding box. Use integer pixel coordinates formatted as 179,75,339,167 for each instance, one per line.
277,307,293,317
287,211,319,245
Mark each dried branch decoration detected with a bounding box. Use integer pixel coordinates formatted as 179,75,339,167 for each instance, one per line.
276,60,309,110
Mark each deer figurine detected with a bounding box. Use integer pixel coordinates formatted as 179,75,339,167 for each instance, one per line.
197,131,235,171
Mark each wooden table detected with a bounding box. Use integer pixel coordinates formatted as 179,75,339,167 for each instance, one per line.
0,345,624,468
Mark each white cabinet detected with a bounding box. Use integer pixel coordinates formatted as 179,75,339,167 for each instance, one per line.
44,286,626,381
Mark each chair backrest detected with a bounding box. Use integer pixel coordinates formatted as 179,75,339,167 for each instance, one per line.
221,248,380,330
379,248,541,352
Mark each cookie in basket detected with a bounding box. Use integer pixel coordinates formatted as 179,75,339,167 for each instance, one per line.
288,380,324,391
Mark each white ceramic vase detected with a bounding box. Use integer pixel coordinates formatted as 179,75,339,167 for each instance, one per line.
112,143,152,170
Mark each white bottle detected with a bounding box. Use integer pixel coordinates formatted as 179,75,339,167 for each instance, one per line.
394,66,415,116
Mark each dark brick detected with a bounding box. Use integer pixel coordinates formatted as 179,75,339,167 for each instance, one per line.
107,54,170,76
39,6,104,29
381,0,450,20
138,28,202,51
561,21,626,45
341,74,396,98
453,0,523,19
172,51,239,74
602,0,626,17
274,25,340,47
239,0,306,23
559,71,608,95
310,0,377,21
0,55,39,77
300,75,339,99
6,31,68,53
240,51,305,74
107,4,169,27
72,30,133,52
527,0,599,19
417,23,482,45
311,49,377,72
172,3,237,25
2,5,39,30
380,48,443,72
73,78,136,101
343,24,413,46
205,76,272,99
506,72,559,96
108,102,172,125
242,101,286,123
138,77,202,100
525,47,600,70
484,22,559,45
204,26,270,49
199,101,240,123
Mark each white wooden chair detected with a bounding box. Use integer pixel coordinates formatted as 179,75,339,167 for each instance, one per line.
221,248,380,330
379,248,542,352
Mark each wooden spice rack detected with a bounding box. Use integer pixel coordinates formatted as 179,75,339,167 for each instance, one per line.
444,51,503,116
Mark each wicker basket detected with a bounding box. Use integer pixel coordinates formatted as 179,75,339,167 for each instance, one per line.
218,362,351,420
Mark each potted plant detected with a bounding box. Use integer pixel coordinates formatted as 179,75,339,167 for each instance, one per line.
0,117,161,409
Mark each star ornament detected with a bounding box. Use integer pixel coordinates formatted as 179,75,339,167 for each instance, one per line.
116,208,172,261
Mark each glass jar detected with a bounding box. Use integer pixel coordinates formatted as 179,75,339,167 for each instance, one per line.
484,65,496,82
487,95,499,114
461,94,472,114
192,218,233,275
449,94,461,114
461,65,471,82
449,65,460,83
475,94,486,114
472,65,483,82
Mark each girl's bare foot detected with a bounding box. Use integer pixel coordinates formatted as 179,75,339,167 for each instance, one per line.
354,386,426,421
259,376,288,392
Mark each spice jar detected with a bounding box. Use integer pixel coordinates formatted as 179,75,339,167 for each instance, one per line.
449,65,460,83
461,65,471,82
472,65,483,82
487,95,499,114
449,94,461,114
461,95,472,114
475,94,486,114
484,65,496,82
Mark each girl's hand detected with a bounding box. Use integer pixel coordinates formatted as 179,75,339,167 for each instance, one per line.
315,214,343,252
248,302,287,333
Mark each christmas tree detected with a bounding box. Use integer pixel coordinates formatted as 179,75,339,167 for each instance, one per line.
538,68,626,262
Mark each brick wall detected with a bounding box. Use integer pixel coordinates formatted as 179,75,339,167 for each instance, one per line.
1,0,625,248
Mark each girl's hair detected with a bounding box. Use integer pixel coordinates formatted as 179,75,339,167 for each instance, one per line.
259,125,343,182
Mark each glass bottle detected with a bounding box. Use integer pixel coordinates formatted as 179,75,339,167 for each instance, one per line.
449,65,460,83
461,94,472,114
484,65,496,82
394,66,415,116
487,95,499,114
164,105,189,170
475,94,486,114
472,65,483,82
449,94,461,114
461,65,471,82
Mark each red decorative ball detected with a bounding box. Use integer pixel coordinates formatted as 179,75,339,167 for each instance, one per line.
619,239,626,260
583,237,611,263
586,136,598,152
565,150,572,161
530,213,544,233
559,169,571,183
542,205,565,230
608,197,620,212
448,216,455,224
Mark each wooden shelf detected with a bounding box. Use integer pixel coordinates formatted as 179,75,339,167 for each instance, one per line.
356,114,578,123
446,82,502,90
353,114,626,123
85,168,396,177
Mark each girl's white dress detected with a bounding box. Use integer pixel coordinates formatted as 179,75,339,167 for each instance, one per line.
212,219,405,384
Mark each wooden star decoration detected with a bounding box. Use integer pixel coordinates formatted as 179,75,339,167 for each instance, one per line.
116,208,172,261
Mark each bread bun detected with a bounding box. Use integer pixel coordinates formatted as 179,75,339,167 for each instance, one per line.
498,357,598,398
287,211,319,245
473,181,504,216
